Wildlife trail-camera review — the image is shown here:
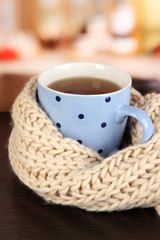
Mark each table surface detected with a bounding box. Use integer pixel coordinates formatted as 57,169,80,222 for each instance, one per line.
1,80,160,240
1,51,160,81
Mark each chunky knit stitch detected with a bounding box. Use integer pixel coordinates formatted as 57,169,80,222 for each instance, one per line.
9,77,160,215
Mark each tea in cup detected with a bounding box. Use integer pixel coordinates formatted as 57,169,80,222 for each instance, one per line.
38,62,153,157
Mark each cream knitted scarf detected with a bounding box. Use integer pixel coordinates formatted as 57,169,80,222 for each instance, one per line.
9,77,160,215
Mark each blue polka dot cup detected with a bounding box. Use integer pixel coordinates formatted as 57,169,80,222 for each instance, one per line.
38,62,153,157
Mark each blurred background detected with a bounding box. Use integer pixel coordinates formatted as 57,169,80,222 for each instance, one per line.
0,0,160,111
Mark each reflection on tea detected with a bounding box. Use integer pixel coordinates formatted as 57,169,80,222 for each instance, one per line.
48,77,121,95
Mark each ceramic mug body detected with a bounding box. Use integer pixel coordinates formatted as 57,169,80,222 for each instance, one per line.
38,62,153,157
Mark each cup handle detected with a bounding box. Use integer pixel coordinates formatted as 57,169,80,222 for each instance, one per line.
116,105,153,144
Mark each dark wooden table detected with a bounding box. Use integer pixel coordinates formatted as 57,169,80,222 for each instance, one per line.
1,80,160,240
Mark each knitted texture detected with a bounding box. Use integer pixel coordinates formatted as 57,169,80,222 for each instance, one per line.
9,77,160,215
